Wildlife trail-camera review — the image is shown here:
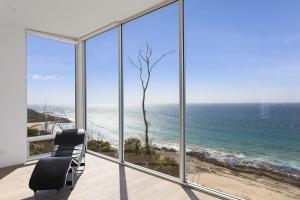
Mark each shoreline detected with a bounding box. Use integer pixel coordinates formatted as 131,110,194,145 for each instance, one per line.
88,130,300,186
152,144,300,186
186,150,300,187
185,155,300,200
79,130,300,186
154,148,300,200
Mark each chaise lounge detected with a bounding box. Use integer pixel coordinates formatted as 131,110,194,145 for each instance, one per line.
29,129,86,193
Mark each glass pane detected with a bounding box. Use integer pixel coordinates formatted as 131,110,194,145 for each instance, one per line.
27,35,76,137
123,3,179,177
29,139,54,156
185,0,300,199
86,29,119,159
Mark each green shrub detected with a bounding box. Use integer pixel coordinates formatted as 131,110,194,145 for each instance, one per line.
123,137,179,177
100,141,114,152
30,140,54,156
150,155,179,177
27,127,39,137
125,137,141,154
88,140,116,153
39,130,50,136
88,137,179,177
139,145,156,155
27,127,51,137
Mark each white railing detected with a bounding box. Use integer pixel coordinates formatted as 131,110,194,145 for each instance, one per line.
27,134,55,160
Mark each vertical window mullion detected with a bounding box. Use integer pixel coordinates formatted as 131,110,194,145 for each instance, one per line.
119,24,125,163
75,41,86,129
179,0,186,183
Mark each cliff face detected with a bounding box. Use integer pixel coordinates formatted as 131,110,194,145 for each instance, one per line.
27,108,72,123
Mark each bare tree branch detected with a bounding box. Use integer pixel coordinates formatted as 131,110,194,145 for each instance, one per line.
128,42,172,153
150,50,174,72
128,56,145,89
139,49,147,64
128,57,141,71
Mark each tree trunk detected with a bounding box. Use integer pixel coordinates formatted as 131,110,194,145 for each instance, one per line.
142,89,150,153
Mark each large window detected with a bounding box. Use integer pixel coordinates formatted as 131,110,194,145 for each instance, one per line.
185,0,300,199
123,3,179,177
27,34,76,157
81,1,300,199
86,29,119,159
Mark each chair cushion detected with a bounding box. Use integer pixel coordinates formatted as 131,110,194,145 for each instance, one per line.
29,157,72,191
51,144,84,163
54,129,85,146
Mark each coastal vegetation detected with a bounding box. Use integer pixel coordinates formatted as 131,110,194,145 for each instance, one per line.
27,127,53,137
87,139,118,158
27,127,39,137
30,140,54,156
88,137,179,177
27,107,72,137
27,107,73,155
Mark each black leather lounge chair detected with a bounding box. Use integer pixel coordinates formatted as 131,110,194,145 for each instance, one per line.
29,129,86,193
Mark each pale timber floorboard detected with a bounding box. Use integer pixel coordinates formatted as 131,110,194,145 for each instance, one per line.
0,154,219,200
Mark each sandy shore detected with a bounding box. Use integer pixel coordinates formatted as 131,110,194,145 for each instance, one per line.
91,140,300,199
157,149,300,200
27,122,45,129
186,155,300,200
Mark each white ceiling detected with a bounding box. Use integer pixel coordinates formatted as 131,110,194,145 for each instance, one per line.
0,0,168,38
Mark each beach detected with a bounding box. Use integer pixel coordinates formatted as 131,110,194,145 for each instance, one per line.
121,145,300,200
154,149,300,200
186,156,300,200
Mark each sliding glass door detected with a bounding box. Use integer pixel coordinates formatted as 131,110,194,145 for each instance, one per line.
86,28,119,159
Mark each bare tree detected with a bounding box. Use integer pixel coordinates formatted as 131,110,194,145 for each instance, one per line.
42,103,64,135
42,102,49,131
48,106,64,134
128,42,173,153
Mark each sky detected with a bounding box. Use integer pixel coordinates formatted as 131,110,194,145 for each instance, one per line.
27,0,300,107
27,35,75,106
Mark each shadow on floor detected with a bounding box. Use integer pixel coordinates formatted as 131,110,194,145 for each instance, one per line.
182,185,201,200
119,165,128,200
0,164,21,180
21,170,83,200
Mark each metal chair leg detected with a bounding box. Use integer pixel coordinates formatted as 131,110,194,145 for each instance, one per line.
71,168,74,190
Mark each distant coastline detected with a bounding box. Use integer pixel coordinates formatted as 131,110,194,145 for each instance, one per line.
27,108,74,137
27,108,72,123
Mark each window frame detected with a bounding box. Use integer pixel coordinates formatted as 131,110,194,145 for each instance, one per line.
26,30,78,160
82,1,238,199
84,27,120,160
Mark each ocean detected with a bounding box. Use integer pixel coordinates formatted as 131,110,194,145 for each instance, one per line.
30,103,300,177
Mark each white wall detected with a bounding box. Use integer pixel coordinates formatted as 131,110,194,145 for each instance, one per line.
0,21,27,168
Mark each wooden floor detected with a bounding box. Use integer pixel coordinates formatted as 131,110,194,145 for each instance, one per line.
0,154,219,200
